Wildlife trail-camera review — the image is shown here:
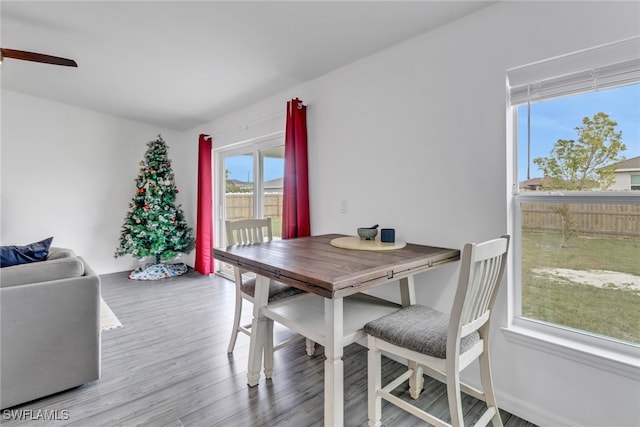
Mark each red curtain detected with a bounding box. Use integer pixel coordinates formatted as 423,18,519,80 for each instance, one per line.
282,98,311,239
195,134,214,274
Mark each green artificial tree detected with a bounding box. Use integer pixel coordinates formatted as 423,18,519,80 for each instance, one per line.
115,135,195,280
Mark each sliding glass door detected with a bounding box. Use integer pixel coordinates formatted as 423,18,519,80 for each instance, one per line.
258,145,285,238
224,151,255,221
216,135,284,274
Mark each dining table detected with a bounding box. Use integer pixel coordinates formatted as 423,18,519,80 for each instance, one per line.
213,233,460,427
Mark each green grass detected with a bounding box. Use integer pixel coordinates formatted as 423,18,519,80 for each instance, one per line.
521,232,640,345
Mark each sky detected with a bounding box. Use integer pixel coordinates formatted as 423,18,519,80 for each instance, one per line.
517,84,640,182
225,155,283,183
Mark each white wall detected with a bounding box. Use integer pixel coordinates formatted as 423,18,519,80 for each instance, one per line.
185,2,640,426
0,90,184,273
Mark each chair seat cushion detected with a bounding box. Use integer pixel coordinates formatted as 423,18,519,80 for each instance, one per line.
364,304,479,359
241,278,304,302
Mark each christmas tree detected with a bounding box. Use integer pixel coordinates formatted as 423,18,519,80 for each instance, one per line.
115,135,195,279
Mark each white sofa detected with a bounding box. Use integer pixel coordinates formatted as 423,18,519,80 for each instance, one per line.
0,248,101,409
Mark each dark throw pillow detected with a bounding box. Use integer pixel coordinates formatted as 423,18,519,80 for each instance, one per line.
0,237,54,268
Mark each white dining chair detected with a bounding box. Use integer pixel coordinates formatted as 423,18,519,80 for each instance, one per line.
364,235,510,427
225,218,315,370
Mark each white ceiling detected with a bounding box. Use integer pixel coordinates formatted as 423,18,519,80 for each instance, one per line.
1,1,496,131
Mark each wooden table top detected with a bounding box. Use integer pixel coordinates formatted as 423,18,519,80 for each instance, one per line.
213,234,460,298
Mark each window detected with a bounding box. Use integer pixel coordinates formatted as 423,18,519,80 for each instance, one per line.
215,134,285,276
222,146,284,232
507,37,640,352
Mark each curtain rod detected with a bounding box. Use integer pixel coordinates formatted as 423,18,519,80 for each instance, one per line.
211,111,283,138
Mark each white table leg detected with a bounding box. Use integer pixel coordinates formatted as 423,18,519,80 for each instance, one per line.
399,276,424,399
324,297,344,427
247,274,269,387
264,318,274,379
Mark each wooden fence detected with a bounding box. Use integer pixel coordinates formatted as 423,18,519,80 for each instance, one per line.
226,194,639,240
225,193,283,222
521,202,640,240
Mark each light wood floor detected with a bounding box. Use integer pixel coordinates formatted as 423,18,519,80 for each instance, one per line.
2,269,537,426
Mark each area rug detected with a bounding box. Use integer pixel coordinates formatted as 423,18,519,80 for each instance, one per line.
100,298,122,331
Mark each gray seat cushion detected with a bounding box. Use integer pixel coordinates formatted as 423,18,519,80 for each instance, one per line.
241,277,304,302
364,304,479,359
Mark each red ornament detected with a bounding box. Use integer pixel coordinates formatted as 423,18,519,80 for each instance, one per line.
138,188,144,194
171,217,176,222
175,189,179,193
144,205,150,210
168,163,171,167
149,168,155,173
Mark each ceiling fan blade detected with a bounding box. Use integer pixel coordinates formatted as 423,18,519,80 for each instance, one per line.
1,48,77,67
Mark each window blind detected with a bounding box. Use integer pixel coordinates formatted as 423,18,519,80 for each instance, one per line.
508,36,640,105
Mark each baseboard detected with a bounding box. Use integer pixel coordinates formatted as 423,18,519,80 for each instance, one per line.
495,391,581,427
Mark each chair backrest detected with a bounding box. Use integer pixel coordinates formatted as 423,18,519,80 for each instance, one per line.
450,235,510,341
225,218,274,246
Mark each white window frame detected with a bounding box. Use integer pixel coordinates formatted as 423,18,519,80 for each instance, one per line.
214,131,284,276
505,37,640,377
